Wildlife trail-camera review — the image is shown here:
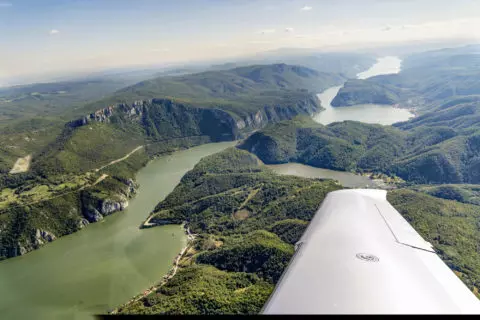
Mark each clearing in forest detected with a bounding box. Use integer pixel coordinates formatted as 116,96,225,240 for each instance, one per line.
9,154,32,174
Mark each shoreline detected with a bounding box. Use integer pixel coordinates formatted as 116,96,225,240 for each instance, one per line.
0,140,230,260
392,103,418,117
110,222,195,315
0,141,235,319
313,56,418,125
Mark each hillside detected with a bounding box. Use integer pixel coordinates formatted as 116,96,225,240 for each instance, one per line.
408,184,480,206
1,64,341,176
239,116,480,184
0,74,164,176
388,189,480,294
331,78,402,107
0,77,152,129
116,148,342,314
240,47,480,185
0,147,147,259
35,64,342,176
0,51,371,131
0,63,344,180
76,64,345,117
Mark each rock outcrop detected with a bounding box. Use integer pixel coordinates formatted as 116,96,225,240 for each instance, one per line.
68,100,148,128
81,178,137,223
101,198,129,216
83,206,104,222
78,218,90,229
34,229,57,246
0,177,138,260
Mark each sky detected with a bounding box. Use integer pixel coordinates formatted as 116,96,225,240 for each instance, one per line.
1,0,480,83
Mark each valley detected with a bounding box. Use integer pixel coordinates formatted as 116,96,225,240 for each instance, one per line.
116,50,480,314
4,0,480,316
1,45,480,317
314,56,415,125
0,55,373,319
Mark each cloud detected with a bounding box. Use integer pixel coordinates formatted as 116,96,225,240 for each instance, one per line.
0,2,12,7
284,27,294,33
258,29,276,35
300,6,312,11
49,29,60,35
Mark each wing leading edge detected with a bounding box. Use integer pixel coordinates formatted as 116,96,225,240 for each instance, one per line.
261,189,480,314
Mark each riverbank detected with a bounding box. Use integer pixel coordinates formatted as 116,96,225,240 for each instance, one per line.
111,223,197,315
266,163,377,189
393,103,418,117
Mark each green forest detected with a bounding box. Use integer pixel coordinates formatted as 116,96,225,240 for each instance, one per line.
117,147,480,314
239,115,480,184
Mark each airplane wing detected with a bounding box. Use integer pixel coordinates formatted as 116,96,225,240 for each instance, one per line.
261,189,480,314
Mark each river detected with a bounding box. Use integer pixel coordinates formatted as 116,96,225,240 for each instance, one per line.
266,163,375,188
270,56,411,184
313,56,415,125
0,141,235,320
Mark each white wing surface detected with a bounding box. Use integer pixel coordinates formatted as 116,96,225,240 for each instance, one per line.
262,189,480,314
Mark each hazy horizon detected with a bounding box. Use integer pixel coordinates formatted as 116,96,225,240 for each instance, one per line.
1,0,480,86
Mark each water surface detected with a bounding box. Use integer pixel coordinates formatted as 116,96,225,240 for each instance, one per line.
313,56,414,125
267,163,376,188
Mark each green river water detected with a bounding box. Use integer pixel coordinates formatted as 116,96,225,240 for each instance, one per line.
0,141,235,320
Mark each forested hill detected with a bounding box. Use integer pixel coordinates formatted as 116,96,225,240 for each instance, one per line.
331,45,480,113
239,116,480,184
1,64,346,176
0,51,373,130
0,78,146,128
117,148,342,314
0,52,373,183
240,46,480,185
116,148,480,314
77,64,346,117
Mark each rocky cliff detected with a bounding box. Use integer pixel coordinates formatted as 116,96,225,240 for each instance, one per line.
68,100,147,128
68,94,322,141
0,177,138,260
